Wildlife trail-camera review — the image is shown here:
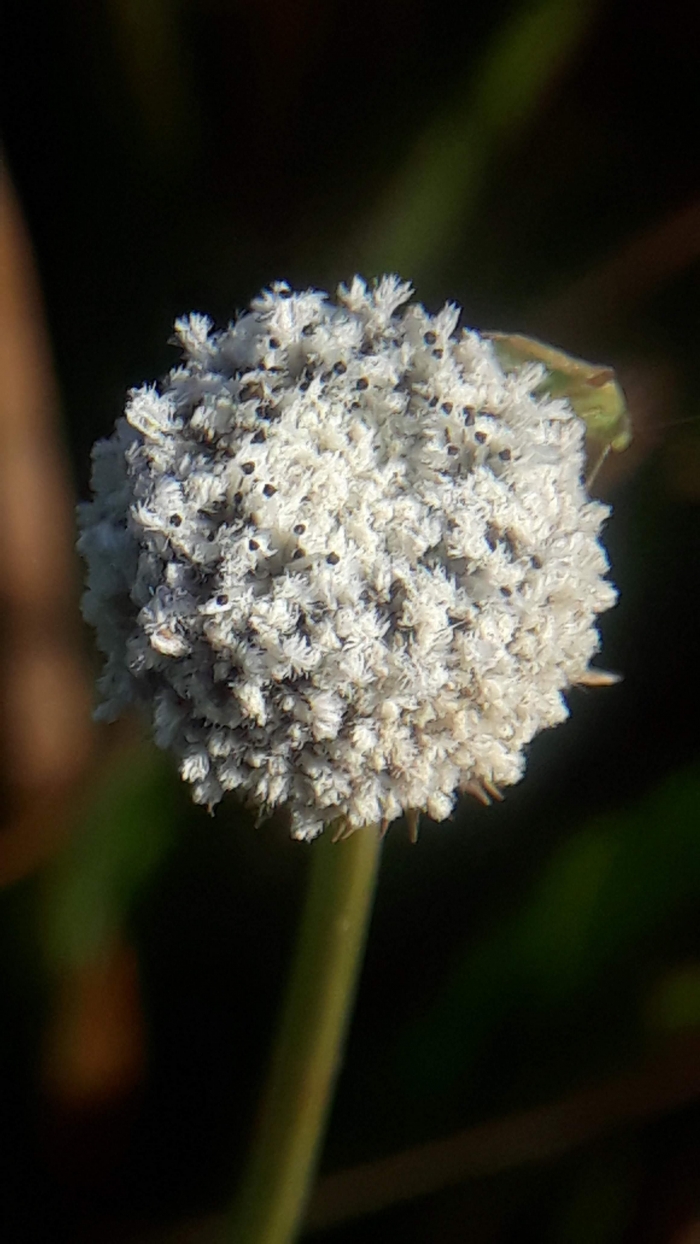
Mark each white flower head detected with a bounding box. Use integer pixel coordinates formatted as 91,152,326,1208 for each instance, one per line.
78,276,617,840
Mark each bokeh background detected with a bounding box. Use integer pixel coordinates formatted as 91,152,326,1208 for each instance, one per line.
2,1,700,1240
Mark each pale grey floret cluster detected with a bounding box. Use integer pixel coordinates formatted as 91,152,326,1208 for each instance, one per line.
77,276,617,840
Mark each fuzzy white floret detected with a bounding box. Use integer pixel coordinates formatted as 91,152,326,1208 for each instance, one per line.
78,277,617,839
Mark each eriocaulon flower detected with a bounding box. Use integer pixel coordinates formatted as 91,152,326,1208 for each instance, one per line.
78,277,618,841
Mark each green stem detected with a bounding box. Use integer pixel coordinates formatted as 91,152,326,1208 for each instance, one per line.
226,824,382,1244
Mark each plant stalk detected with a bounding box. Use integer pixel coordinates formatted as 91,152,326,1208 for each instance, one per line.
226,824,382,1244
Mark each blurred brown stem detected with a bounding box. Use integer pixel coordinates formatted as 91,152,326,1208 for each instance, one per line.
0,159,94,866
306,1032,700,1230
535,195,700,340
121,1032,700,1242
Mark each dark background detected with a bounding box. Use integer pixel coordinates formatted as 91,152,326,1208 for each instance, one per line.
2,1,700,1240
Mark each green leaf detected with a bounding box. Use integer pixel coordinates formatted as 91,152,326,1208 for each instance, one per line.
40,742,178,972
401,765,700,1094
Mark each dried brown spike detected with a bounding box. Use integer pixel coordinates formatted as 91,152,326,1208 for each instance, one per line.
379,817,391,839
575,669,622,687
481,778,504,802
461,779,492,806
331,816,351,843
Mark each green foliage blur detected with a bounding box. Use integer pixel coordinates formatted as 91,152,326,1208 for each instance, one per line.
2,0,700,1240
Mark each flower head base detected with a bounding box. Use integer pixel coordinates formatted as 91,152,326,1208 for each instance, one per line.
78,277,617,840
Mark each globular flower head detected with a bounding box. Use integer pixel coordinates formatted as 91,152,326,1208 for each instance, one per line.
77,277,617,840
